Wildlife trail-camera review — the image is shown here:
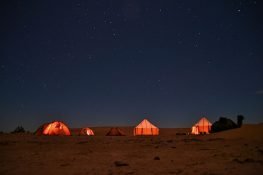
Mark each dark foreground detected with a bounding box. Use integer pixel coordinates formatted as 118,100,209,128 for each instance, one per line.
0,125,263,175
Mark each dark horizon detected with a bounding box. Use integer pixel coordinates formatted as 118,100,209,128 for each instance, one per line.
1,0,263,132
1,114,261,133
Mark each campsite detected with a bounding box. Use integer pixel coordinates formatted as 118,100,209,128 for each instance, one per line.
2,0,262,174
0,119,263,175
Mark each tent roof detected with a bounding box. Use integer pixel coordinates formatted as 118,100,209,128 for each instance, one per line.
194,117,212,126
135,119,158,129
35,120,71,136
106,127,125,136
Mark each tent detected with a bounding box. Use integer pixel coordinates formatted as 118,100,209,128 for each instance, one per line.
134,119,159,136
106,127,126,136
79,127,95,136
35,121,71,136
191,117,212,135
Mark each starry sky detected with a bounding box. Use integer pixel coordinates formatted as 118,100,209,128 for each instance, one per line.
1,0,263,132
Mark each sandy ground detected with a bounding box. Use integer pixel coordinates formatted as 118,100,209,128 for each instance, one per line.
0,124,263,175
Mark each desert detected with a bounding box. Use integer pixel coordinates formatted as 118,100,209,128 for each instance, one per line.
1,124,263,175
2,1,263,174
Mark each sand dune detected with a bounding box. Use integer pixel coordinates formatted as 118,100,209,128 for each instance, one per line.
210,124,263,140
0,124,262,175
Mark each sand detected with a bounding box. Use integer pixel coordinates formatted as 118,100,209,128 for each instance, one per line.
0,124,263,175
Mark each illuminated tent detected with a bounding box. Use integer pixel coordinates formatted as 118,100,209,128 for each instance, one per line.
35,121,71,136
134,119,159,136
191,117,212,135
106,127,125,136
79,127,95,136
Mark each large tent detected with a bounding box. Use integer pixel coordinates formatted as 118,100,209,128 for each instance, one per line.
134,119,159,136
35,121,71,136
106,127,126,136
79,127,95,136
191,117,212,135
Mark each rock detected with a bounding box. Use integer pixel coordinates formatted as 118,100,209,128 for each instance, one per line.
154,156,160,160
114,161,129,167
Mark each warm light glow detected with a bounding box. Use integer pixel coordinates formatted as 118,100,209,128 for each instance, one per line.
41,121,71,136
191,117,212,135
80,128,94,136
134,119,159,136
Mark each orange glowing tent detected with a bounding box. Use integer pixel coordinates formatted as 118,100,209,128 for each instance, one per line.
134,119,159,136
79,127,95,136
191,117,212,135
35,121,71,136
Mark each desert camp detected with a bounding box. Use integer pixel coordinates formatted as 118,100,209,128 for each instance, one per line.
1,121,263,175
1,115,263,175
1,0,263,174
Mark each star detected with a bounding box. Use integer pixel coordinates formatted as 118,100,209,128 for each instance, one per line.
42,83,47,89
1,0,262,133
194,43,199,48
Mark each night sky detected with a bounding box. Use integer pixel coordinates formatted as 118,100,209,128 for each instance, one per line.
1,0,263,132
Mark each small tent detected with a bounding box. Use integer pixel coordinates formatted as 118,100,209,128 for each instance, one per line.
134,119,159,136
191,117,212,135
35,121,71,136
79,127,95,136
106,127,125,136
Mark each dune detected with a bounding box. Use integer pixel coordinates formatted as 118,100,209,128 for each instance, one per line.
211,124,263,140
